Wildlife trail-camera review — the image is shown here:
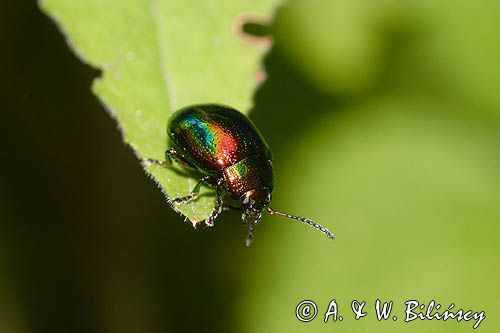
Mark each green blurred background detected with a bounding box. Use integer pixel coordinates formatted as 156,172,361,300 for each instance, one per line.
1,0,499,332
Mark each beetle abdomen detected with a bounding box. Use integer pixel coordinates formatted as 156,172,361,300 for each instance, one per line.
168,104,271,173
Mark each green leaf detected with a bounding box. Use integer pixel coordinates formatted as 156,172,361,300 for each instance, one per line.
40,0,279,224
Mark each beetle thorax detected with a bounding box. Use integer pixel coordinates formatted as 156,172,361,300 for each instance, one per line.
222,155,275,200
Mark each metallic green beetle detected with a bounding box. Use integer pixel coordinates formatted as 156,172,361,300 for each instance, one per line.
144,104,334,245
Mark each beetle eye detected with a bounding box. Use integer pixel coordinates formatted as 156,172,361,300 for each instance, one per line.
242,190,257,207
242,195,251,206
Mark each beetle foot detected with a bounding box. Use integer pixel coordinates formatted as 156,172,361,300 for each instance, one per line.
205,210,220,227
205,218,215,227
141,158,168,168
170,193,199,205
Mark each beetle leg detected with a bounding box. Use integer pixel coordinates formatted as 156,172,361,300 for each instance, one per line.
168,175,212,206
141,157,171,168
141,148,175,168
205,179,224,227
141,148,191,169
166,147,197,169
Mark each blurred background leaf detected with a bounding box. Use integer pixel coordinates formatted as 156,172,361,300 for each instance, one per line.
1,0,499,333
40,0,279,223
241,1,500,332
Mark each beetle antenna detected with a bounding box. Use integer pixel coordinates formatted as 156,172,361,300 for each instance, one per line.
245,220,255,247
266,207,334,240
243,210,262,246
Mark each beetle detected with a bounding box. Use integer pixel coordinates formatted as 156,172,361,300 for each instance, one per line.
143,104,334,245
